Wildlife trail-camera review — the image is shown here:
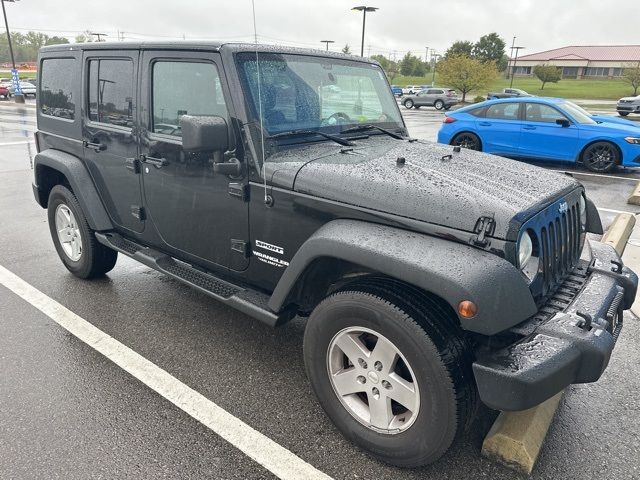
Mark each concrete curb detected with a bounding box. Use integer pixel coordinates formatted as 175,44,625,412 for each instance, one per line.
627,181,640,206
481,213,636,474
601,213,636,256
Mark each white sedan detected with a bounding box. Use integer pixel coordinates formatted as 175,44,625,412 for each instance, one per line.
8,81,37,98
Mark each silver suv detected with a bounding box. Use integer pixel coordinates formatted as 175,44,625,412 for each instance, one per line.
402,87,458,110
616,94,640,116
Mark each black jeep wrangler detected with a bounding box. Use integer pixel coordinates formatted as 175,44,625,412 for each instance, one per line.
33,42,637,467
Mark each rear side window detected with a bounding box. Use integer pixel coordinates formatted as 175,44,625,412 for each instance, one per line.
152,61,228,137
486,103,520,120
87,59,134,128
40,58,76,120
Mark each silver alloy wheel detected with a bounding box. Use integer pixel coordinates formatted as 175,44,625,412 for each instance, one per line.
327,326,420,434
55,204,83,261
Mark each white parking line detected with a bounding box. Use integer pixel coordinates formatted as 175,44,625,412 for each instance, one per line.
0,264,332,480
564,171,640,182
0,140,34,146
598,207,639,215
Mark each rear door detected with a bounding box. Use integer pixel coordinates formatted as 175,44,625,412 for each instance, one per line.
519,102,580,161
82,50,143,233
475,102,522,155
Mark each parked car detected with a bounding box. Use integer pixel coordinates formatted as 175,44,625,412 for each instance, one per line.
402,88,458,110
438,97,640,172
390,85,403,97
401,84,421,95
486,88,532,100
8,81,37,97
0,84,9,99
34,42,636,467
616,94,640,116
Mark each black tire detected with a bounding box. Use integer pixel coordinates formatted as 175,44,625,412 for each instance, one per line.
403,99,414,109
434,100,445,110
581,141,619,173
444,105,452,111
47,185,118,279
619,111,629,117
451,132,482,151
303,286,476,467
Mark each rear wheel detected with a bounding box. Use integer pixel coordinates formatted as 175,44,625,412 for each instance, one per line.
47,185,118,279
619,111,629,117
403,99,414,109
451,132,481,151
581,141,619,173
434,100,445,110
303,288,476,467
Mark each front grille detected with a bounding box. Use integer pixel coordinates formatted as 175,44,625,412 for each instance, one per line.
521,192,585,302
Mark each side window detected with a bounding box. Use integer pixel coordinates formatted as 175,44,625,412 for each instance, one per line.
40,58,76,120
486,103,520,120
152,61,227,137
87,59,134,128
525,103,567,123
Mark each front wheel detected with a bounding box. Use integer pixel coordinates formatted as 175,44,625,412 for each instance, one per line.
303,289,475,467
618,111,629,117
451,132,481,151
47,185,118,279
403,99,414,109
434,100,445,110
581,141,619,173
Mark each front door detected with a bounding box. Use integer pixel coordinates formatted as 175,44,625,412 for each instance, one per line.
82,51,143,233
519,103,580,161
139,51,249,271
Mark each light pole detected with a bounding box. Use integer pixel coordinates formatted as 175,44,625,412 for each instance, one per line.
431,53,440,86
1,0,24,104
509,46,525,88
320,40,335,51
507,36,516,79
351,6,378,57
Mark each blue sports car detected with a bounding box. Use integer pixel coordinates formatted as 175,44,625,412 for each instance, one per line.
437,97,640,172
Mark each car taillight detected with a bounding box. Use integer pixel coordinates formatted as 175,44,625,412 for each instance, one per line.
447,91,454,97
443,116,456,123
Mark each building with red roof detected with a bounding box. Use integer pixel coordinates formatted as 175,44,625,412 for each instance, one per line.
511,45,640,79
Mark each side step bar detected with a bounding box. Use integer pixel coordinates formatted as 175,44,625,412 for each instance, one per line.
95,232,294,327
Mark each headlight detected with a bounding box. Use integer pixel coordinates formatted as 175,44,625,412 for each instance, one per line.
518,231,533,269
579,195,587,226
624,137,640,144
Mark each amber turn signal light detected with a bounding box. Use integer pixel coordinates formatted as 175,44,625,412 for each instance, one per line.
458,300,477,319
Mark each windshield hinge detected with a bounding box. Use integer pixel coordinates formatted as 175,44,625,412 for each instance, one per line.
472,215,495,246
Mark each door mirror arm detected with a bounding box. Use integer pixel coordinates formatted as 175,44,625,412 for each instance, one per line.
556,118,571,128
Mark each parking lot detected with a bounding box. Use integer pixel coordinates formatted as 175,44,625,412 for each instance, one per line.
1,100,640,479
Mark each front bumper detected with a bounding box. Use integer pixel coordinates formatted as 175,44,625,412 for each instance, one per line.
473,240,638,411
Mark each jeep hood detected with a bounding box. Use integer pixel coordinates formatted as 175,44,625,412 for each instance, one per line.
266,138,580,240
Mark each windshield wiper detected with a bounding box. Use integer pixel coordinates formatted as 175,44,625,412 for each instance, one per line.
268,129,355,147
340,124,404,140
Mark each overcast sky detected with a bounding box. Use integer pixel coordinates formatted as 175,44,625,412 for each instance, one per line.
5,0,639,59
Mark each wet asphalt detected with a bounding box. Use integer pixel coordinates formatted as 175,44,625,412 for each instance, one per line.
1,101,640,479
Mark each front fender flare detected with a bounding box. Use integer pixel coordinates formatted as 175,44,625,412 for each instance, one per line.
33,149,113,231
269,220,537,335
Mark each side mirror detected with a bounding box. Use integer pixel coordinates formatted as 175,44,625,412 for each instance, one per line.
556,118,571,128
180,115,228,152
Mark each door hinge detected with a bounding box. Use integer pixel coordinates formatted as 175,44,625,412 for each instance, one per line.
131,205,146,221
228,182,249,201
126,157,141,174
231,239,250,257
472,215,495,246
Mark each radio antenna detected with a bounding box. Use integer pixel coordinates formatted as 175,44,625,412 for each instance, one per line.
251,0,268,203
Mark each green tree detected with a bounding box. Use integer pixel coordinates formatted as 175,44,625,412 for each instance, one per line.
371,54,400,81
341,44,351,54
533,64,562,90
75,31,94,43
45,36,70,46
399,52,428,76
498,54,509,72
473,33,506,64
622,62,640,96
444,40,474,59
438,54,498,102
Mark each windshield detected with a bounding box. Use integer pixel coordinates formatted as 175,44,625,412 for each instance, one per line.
236,52,404,136
560,101,597,124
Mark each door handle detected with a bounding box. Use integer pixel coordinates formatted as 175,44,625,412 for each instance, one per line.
141,155,169,168
523,125,537,130
479,122,491,126
83,140,106,152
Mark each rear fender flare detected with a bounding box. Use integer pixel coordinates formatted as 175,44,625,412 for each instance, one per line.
269,220,537,335
33,149,113,231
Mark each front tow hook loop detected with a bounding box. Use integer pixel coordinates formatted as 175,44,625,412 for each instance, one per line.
576,311,593,331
